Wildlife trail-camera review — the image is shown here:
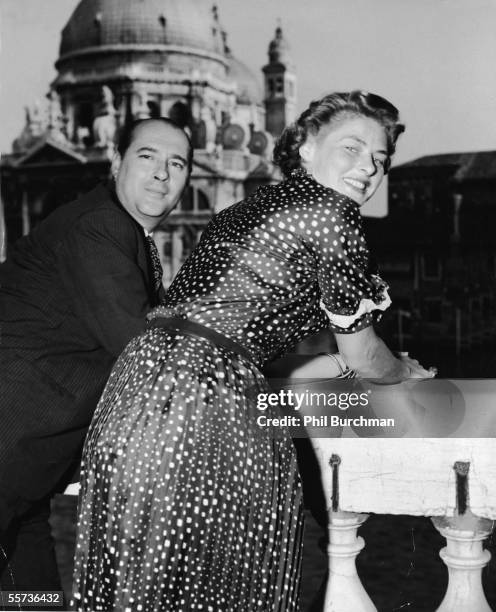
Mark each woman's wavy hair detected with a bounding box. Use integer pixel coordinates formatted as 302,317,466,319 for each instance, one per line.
273,90,405,177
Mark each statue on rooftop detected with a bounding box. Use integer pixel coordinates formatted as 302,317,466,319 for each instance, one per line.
93,85,118,152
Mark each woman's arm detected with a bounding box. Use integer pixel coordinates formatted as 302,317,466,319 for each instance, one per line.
264,328,434,382
264,353,343,378
335,326,433,382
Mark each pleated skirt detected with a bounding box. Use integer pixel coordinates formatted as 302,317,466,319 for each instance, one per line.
72,327,303,612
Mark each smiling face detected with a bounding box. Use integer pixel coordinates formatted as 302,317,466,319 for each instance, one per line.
112,120,191,231
299,114,389,206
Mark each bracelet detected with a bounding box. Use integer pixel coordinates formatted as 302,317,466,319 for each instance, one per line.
319,353,356,379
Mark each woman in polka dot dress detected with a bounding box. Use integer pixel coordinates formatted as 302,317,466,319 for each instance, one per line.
72,91,434,612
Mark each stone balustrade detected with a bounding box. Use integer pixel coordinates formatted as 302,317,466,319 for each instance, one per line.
308,378,496,611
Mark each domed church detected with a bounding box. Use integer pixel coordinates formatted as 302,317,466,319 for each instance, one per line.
1,0,297,282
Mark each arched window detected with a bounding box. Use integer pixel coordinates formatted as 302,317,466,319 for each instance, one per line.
197,189,210,210
178,187,211,213
181,186,194,212
181,225,199,258
169,102,191,129
147,101,160,119
78,103,94,132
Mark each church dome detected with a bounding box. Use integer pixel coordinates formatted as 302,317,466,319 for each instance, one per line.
227,55,262,105
59,0,225,57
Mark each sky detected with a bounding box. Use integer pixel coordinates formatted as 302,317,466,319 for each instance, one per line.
1,0,495,166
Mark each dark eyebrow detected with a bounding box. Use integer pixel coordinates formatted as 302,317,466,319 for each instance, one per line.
171,154,188,165
341,135,388,156
136,147,188,164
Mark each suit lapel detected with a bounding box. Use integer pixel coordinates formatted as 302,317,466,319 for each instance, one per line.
96,184,160,302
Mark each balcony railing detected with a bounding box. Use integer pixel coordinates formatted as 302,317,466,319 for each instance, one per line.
304,378,496,611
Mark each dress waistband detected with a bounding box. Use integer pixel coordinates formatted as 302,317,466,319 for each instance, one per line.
147,317,255,364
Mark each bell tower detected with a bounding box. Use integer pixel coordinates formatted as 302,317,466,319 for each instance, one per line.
262,25,297,137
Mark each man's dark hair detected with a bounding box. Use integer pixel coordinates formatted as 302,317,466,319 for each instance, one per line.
117,117,193,173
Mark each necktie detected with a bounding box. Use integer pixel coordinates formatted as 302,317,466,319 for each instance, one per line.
145,235,164,294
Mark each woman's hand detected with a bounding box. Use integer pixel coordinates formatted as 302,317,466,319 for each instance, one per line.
335,327,436,383
399,354,437,379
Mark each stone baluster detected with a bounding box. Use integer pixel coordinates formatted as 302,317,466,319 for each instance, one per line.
432,513,493,612
323,511,376,612
431,460,494,612
322,454,377,612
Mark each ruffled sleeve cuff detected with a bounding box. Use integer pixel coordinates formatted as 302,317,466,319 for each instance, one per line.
320,276,392,331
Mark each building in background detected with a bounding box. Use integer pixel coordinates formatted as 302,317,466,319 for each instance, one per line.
366,151,496,362
0,0,296,282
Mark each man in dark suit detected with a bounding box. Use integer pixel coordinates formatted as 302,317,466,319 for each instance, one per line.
0,118,192,593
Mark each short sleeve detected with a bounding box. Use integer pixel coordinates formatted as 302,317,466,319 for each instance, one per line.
297,181,391,334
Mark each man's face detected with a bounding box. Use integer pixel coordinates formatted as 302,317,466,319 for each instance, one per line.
113,121,190,231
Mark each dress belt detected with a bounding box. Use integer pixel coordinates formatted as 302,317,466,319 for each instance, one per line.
147,316,255,364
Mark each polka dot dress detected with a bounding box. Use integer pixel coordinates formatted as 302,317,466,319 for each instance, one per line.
72,170,390,611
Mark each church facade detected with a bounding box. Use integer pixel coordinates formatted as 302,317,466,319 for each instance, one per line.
0,0,297,282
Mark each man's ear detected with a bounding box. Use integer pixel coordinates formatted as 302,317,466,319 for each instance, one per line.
110,152,122,180
299,137,315,164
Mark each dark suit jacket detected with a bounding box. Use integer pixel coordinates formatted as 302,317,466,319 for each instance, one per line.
0,184,162,524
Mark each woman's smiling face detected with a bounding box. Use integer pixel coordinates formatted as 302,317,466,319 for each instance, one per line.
299,114,389,206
